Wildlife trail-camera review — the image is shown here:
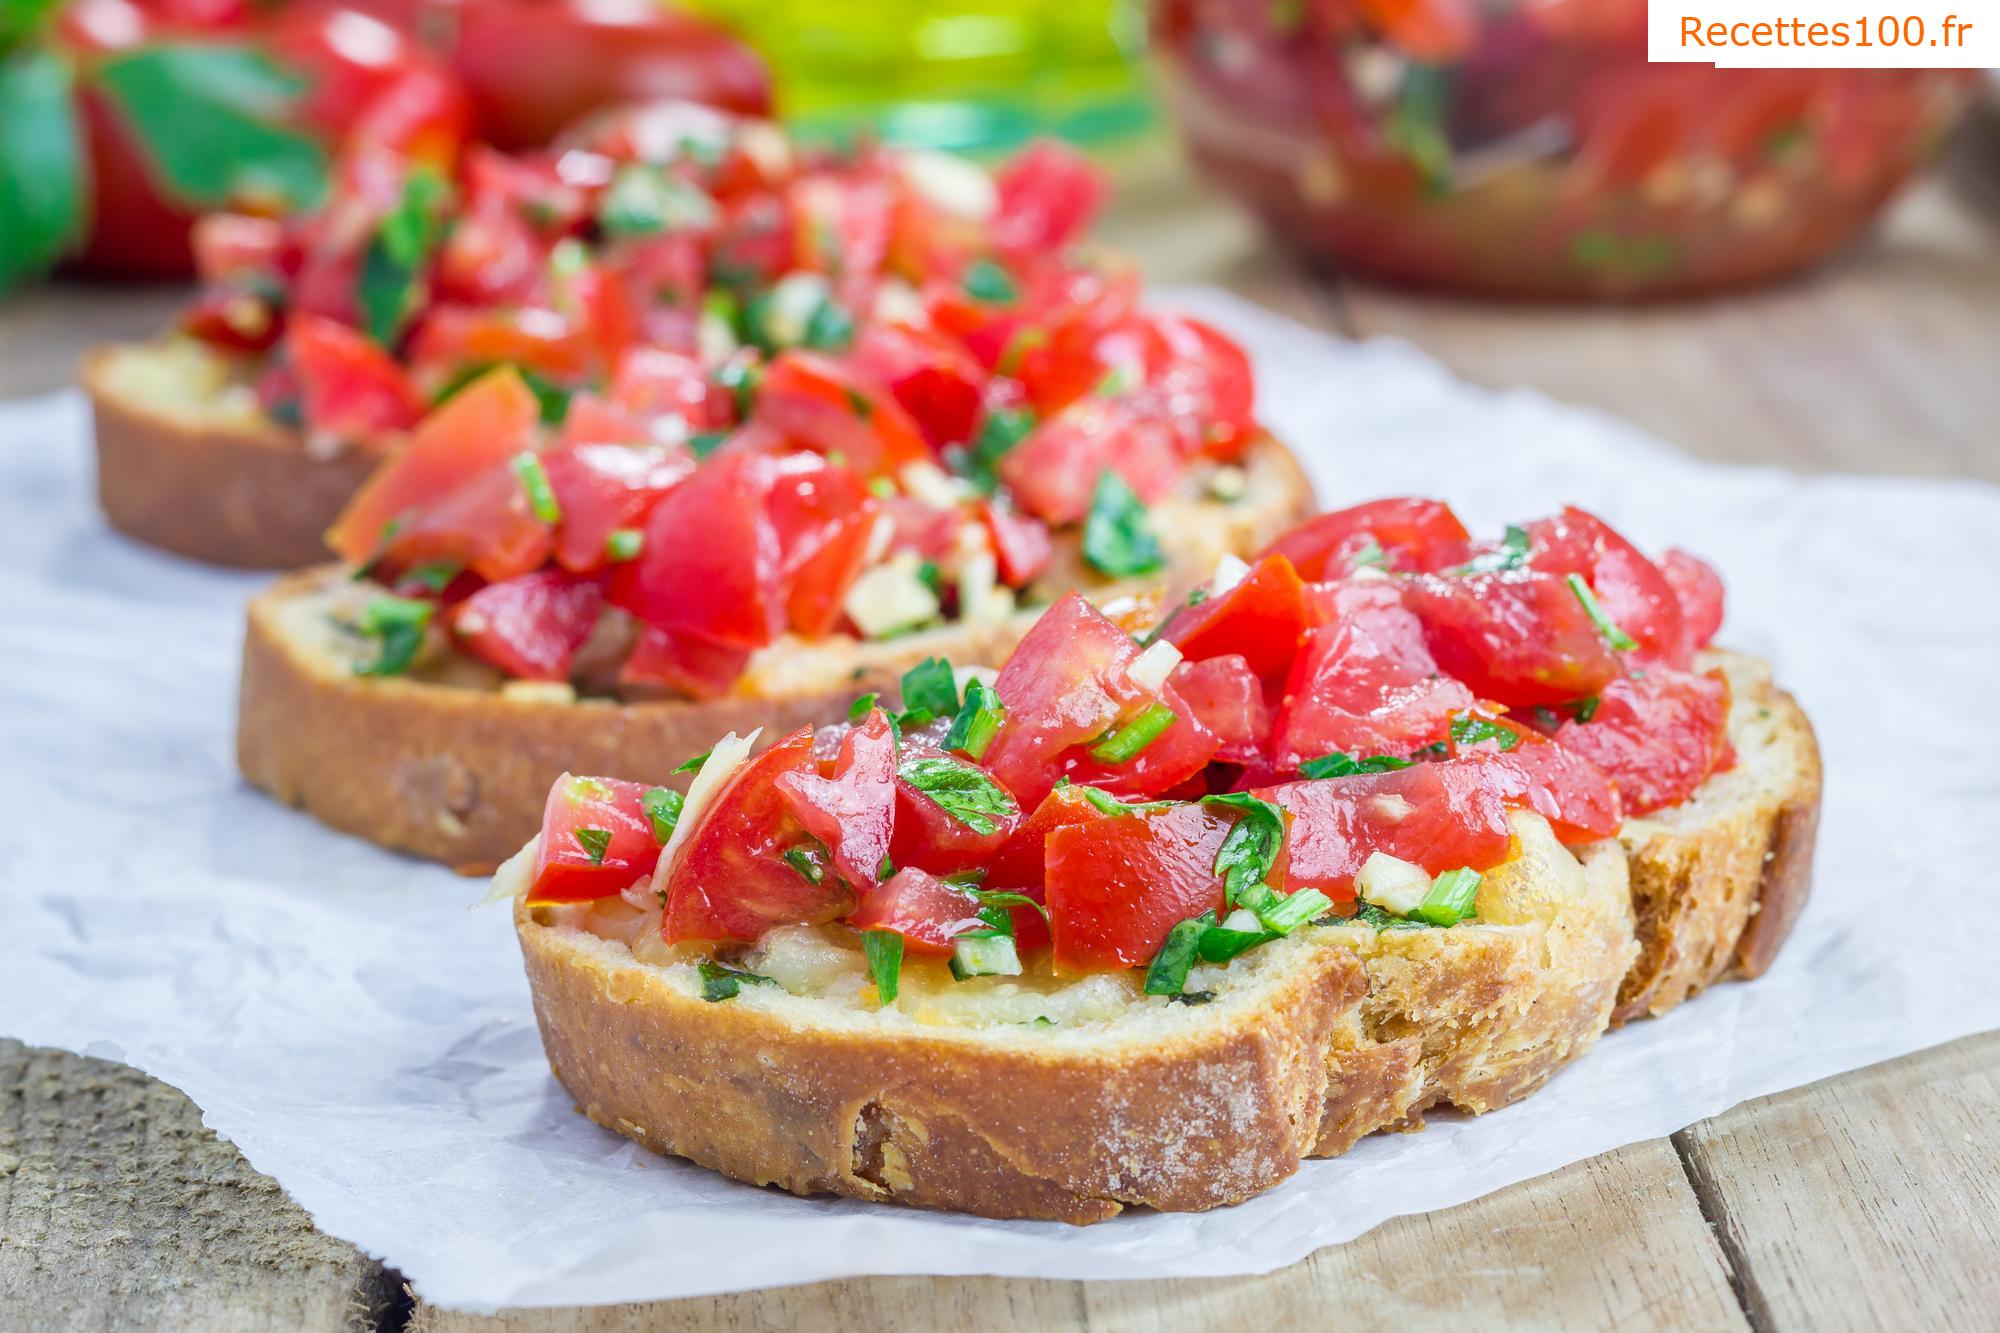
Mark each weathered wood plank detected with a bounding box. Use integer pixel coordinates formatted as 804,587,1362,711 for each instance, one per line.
0,1041,398,1333
409,1138,1743,1333
1677,1032,2000,1331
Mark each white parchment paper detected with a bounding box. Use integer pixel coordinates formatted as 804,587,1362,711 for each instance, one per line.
3,291,1997,1311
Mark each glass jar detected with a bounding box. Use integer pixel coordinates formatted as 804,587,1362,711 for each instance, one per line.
1152,0,1974,298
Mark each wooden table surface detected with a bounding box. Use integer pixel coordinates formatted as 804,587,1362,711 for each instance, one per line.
4,126,1998,1332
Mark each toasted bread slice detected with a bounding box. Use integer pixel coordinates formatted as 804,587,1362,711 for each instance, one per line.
237,434,1315,870
1611,649,1821,1021
511,807,1625,1220
86,341,382,569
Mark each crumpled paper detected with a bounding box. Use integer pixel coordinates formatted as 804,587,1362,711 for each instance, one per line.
3,290,1997,1312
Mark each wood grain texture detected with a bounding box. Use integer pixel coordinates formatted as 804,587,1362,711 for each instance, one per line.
0,1040,399,1333
409,1138,1744,1333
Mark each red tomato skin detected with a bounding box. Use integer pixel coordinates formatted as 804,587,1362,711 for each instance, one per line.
991,139,1110,256
329,367,541,563
409,305,595,387
1170,655,1272,765
766,456,879,639
980,499,1053,587
607,452,785,649
1256,763,1516,896
527,774,661,904
845,868,989,957
289,314,424,440
851,324,987,449
1403,569,1624,708
1163,553,1309,681
1044,801,1234,972
998,395,1189,527
1272,581,1475,768
1554,668,1734,815
753,352,929,478
1525,507,1686,667
540,437,694,573
1660,549,1726,656
660,729,854,944
613,347,729,431
377,460,554,583
886,771,1022,879
448,568,605,682
1142,314,1257,448
1446,720,1622,845
190,212,290,288
1261,497,1471,580
774,709,897,891
618,624,752,700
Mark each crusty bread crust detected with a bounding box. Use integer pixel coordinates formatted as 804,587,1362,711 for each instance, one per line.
517,902,1374,1222
1611,650,1822,1022
86,345,377,569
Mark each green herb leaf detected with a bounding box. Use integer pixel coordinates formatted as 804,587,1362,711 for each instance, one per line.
1381,64,1452,196
1078,787,1174,818
698,959,777,1002
574,827,612,866
1082,472,1164,577
1573,695,1601,723
1351,903,1432,931
1567,573,1639,651
1201,792,1287,910
641,787,683,844
1144,917,1207,996
358,166,447,346
605,528,644,562
714,359,761,417
954,408,1035,493
782,843,826,885
405,562,460,594
1088,702,1176,763
941,678,1006,761
898,755,1019,836
861,929,904,1004
1196,919,1270,963
94,45,327,213
1347,538,1388,571
674,749,711,774
801,297,854,352
843,385,874,419
962,258,1018,304
898,656,959,722
510,451,562,524
1299,751,1414,779
847,692,880,724
352,596,432,677
0,48,81,292
1454,524,1531,576
1412,868,1481,927
599,164,717,238
687,430,729,459
1449,714,1519,752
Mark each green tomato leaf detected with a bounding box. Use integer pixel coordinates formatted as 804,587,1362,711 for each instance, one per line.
0,47,82,291
94,44,327,213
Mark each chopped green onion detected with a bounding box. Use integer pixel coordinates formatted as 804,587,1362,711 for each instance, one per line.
1078,787,1174,818
968,888,1049,925
941,678,1006,761
1200,792,1287,910
1196,910,1269,963
782,844,826,885
1143,917,1207,995
1449,714,1519,752
1082,472,1165,578
674,749,711,775
1412,868,1481,927
573,827,611,865
898,755,1018,835
954,408,1036,494
861,929,903,1004
962,259,1018,305
604,528,644,562
697,960,777,1002
1089,702,1176,763
352,596,433,677
1567,573,1639,651
1256,887,1334,935
641,787,683,844
848,692,880,724
898,656,959,722
1299,752,1415,779
510,451,562,524
949,933,1021,981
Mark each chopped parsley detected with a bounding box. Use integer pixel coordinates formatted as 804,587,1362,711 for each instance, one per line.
1300,752,1414,779
1143,917,1207,996
697,960,778,1003
1449,714,1519,751
1082,472,1164,578
1201,792,1287,910
573,827,611,866
641,787,683,844
1454,524,1531,576
357,166,447,346
897,656,959,726
941,678,1005,761
1567,573,1639,651
674,749,711,774
861,929,903,1005
962,259,1018,305
352,596,433,677
897,755,1018,835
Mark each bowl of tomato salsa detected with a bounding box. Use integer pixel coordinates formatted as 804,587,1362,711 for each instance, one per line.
1150,0,1974,299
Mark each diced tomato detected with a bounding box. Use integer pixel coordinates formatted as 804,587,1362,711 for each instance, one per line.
288,315,424,440
607,452,785,649
1140,313,1257,448
1262,497,1471,580
179,289,282,354
709,191,796,290
845,867,988,957
981,499,1053,587
998,394,1190,526
1526,507,1686,666
612,346,728,431
526,774,662,904
851,324,987,449
1444,716,1621,844
375,461,555,583
984,593,1219,809
986,785,1108,890
752,352,929,477
1661,549,1726,656
1257,764,1515,896
1555,668,1734,814
1044,801,1236,972
1271,580,1473,768
1170,655,1272,764
661,729,854,943
329,368,541,564
764,455,879,638
789,169,893,285
190,212,290,289
991,139,1109,256
449,569,605,682
1403,569,1624,708
409,305,594,387
1163,553,1309,681
1347,0,1479,60
775,708,897,891
618,623,753,699
876,495,960,564
541,438,694,573
887,739,1024,876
